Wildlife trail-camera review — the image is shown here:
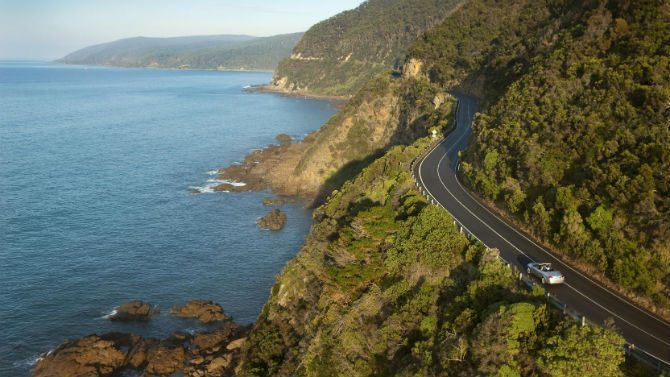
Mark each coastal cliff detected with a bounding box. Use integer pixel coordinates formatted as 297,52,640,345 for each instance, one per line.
34,0,669,375
233,140,626,376
266,0,465,98
218,61,452,205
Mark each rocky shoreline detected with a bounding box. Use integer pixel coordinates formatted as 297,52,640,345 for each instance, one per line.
34,300,248,377
246,84,349,107
213,133,322,201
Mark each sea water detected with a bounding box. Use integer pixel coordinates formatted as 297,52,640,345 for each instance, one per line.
0,61,336,375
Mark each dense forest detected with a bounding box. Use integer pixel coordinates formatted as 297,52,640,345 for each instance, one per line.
232,1,668,374
59,33,302,71
235,139,628,377
421,0,670,305
271,0,464,97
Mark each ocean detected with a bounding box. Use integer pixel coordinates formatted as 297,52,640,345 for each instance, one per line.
0,61,335,376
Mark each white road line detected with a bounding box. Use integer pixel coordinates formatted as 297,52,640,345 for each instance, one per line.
450,106,670,329
432,142,670,348
453,173,670,328
416,100,670,351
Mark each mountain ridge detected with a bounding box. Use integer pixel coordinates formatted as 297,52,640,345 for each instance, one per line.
58,33,303,71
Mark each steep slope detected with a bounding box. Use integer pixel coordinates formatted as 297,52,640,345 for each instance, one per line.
452,0,670,306
268,0,465,97
234,140,626,377
58,33,303,71
217,64,453,203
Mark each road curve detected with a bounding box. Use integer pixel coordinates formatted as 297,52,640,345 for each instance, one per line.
414,95,670,365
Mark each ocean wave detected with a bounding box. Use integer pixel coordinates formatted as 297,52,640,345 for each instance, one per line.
13,354,44,368
207,170,219,176
101,308,118,319
205,179,246,187
243,85,251,89
189,185,215,194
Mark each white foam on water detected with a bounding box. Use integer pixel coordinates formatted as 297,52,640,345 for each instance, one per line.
189,185,215,194
206,179,246,187
13,353,44,368
243,85,251,89
101,308,118,319
191,171,246,194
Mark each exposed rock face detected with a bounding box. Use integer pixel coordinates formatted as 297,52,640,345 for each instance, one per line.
33,333,138,377
144,343,186,376
34,325,248,377
109,300,158,322
170,300,229,324
257,209,287,231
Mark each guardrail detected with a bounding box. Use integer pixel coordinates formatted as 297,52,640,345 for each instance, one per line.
408,99,670,375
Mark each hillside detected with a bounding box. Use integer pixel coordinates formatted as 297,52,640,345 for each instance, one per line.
217,63,451,203
436,0,670,307
217,0,669,374
267,0,465,97
31,0,670,375
58,33,303,71
234,139,627,377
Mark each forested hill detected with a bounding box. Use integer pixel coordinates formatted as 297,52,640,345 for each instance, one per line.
269,0,465,97
231,1,666,375
404,0,670,309
58,33,303,71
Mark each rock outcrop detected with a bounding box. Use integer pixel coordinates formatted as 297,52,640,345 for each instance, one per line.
170,300,229,324
256,209,287,231
109,300,158,322
34,324,247,377
33,333,131,377
275,133,293,144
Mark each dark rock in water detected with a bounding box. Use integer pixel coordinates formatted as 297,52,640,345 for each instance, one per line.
34,325,249,377
262,197,290,206
275,133,293,143
109,300,158,322
257,209,287,231
33,333,140,377
170,300,229,324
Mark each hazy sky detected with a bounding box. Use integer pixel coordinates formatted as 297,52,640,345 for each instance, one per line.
0,0,365,60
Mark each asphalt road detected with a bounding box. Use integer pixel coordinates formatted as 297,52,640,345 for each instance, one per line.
414,95,670,365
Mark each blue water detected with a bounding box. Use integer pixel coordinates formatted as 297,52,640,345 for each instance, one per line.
0,61,335,376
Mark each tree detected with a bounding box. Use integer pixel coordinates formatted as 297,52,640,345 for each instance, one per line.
539,323,625,377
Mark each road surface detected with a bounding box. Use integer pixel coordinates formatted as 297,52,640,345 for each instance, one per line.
414,95,670,365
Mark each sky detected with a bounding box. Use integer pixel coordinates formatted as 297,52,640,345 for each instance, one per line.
0,0,365,60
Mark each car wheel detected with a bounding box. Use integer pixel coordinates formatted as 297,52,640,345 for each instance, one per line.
542,277,547,284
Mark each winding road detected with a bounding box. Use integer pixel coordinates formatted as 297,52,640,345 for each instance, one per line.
413,95,670,366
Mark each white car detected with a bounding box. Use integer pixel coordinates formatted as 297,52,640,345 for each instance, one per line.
527,262,565,285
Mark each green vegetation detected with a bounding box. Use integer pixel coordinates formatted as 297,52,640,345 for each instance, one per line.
236,140,627,376
282,70,455,202
447,0,670,304
59,33,303,71
272,0,465,96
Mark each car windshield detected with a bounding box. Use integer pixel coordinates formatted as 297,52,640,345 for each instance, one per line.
540,264,554,271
